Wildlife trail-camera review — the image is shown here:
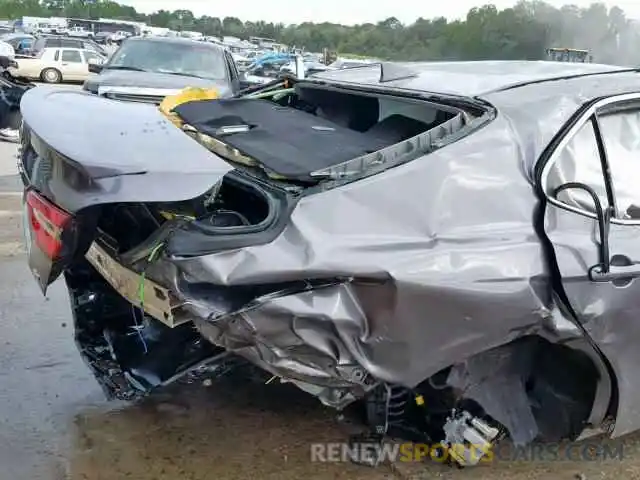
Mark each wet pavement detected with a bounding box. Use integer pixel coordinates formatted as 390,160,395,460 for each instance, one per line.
4,107,640,480
0,177,397,480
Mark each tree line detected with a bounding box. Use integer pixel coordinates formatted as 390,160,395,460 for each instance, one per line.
0,0,638,65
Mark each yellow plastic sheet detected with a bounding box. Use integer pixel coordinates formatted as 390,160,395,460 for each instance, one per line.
159,87,220,128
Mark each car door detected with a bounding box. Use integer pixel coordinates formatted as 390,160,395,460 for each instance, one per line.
538,92,640,439
59,49,85,80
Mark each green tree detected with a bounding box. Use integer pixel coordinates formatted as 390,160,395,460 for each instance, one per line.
0,0,638,64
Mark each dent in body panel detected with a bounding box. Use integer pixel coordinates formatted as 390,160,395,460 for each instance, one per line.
127,116,610,445
23,75,625,458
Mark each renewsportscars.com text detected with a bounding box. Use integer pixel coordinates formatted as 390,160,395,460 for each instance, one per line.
310,441,624,464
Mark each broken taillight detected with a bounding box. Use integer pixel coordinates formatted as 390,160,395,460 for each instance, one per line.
25,190,71,260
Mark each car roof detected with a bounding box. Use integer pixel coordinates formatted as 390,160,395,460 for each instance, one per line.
43,46,86,51
125,35,226,51
38,35,82,40
311,60,631,97
1,33,33,40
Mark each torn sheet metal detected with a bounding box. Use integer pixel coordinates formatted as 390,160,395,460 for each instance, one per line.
24,65,640,445
147,111,553,393
143,72,640,419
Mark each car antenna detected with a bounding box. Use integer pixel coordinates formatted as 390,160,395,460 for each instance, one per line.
379,62,418,83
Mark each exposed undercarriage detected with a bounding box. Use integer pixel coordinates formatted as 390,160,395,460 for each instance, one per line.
64,254,607,468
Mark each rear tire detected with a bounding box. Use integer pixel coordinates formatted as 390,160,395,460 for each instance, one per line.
40,68,62,84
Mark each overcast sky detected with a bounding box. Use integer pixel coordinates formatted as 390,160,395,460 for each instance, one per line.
119,0,640,24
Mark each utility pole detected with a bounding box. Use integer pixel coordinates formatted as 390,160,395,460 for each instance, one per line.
86,0,96,19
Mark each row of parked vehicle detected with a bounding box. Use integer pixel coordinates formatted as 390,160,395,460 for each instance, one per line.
20,22,133,43
0,33,109,83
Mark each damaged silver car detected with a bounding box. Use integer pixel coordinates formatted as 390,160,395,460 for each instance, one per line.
18,60,640,467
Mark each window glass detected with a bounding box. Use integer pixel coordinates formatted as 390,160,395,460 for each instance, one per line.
61,50,82,63
61,38,82,48
83,41,104,55
225,51,238,80
598,109,640,218
43,38,61,48
83,50,98,62
107,39,227,81
546,119,608,212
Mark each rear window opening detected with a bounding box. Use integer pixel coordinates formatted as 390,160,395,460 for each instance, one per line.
92,81,484,259
172,81,479,186
96,173,273,255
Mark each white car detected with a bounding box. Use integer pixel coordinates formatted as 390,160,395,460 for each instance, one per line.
8,46,105,83
111,31,132,42
36,23,68,36
68,26,93,39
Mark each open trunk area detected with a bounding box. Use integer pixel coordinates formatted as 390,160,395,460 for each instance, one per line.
94,81,475,258
173,81,471,184
95,172,274,258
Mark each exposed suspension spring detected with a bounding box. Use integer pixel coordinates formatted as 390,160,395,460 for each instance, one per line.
387,385,410,425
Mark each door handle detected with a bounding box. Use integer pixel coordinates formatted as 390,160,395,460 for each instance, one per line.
589,263,640,282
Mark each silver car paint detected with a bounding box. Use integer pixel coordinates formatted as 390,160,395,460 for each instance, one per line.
20,62,640,441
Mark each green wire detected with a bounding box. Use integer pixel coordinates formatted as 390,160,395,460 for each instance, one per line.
138,242,165,308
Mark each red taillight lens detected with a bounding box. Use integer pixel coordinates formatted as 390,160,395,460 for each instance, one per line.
25,190,71,260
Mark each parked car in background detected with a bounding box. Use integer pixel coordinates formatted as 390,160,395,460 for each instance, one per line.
31,35,107,58
234,50,261,71
68,26,94,39
92,31,112,45
110,31,132,43
280,59,333,76
35,23,67,36
84,36,243,103
328,58,377,69
9,46,106,83
0,33,34,55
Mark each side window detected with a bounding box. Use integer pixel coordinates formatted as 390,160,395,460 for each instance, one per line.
53,49,60,61
61,50,82,63
598,108,640,219
83,50,98,63
546,117,609,213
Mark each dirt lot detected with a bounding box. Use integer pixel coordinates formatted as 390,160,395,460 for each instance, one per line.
2,147,640,479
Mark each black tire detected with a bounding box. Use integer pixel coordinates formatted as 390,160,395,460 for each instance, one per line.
40,68,62,84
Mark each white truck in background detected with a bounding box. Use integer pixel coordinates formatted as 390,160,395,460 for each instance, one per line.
36,23,68,35
68,26,93,39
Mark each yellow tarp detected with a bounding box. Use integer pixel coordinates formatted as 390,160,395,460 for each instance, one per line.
159,87,220,128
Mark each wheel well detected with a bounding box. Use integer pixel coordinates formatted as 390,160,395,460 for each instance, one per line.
414,335,609,444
